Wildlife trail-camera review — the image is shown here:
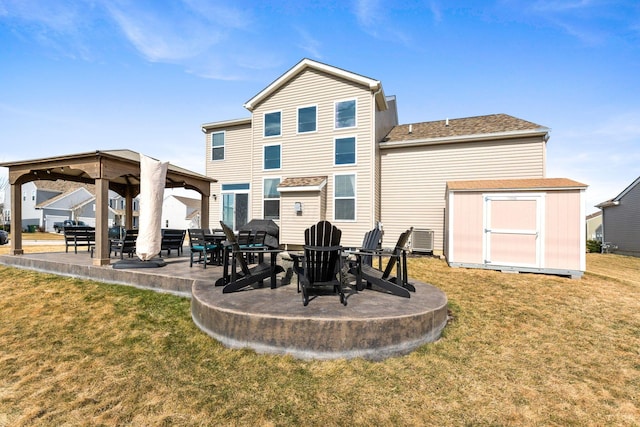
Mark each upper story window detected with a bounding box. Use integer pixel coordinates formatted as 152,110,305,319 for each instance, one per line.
211,132,225,161
335,136,356,165
264,111,282,137
334,174,356,221
264,144,281,170
335,99,356,129
263,178,281,220
297,105,317,133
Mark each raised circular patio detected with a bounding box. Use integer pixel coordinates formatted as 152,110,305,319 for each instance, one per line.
191,276,448,361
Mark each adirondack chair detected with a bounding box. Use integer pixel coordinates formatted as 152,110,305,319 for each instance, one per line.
355,228,416,298
216,222,284,293
110,229,138,259
347,227,383,291
188,228,218,268
293,220,347,306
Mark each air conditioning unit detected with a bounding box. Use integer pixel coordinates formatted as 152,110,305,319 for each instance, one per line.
411,228,434,253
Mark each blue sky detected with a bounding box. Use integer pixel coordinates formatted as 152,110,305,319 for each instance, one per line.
1,0,639,213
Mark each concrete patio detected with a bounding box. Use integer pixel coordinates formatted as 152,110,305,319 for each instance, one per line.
0,249,448,360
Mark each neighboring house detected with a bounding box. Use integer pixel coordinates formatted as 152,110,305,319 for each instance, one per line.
596,176,640,257
586,211,603,242
3,180,140,232
109,193,140,229
36,186,95,231
162,195,201,229
202,59,553,253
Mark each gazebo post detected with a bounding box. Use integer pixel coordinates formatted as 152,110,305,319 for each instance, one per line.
93,178,110,266
200,195,210,229
9,182,23,255
125,186,134,230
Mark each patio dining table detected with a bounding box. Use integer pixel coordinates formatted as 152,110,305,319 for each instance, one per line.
204,230,226,265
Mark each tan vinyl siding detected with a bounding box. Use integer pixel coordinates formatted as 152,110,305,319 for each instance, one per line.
279,188,327,247
380,136,546,252
204,122,252,228
250,68,377,246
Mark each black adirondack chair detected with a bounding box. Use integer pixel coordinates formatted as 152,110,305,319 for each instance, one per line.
348,227,383,291
216,222,284,293
293,220,347,306
356,228,416,298
110,229,138,259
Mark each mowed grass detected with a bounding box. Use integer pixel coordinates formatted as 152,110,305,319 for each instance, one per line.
0,251,639,426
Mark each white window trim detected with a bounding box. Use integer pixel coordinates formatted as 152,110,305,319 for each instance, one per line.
334,135,357,166
263,143,282,171
263,110,282,138
296,104,318,134
333,172,357,222
334,98,357,130
220,183,251,232
211,130,225,161
262,176,282,220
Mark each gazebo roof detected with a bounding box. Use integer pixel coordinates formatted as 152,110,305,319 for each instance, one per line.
0,149,215,196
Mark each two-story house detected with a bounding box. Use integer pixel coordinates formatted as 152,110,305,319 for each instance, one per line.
3,180,142,232
203,59,551,253
596,175,640,257
162,194,201,229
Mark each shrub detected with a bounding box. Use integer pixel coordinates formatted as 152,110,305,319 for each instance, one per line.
586,239,602,253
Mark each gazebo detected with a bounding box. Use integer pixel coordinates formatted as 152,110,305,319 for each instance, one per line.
0,150,215,265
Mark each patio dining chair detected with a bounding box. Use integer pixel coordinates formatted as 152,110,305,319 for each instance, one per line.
188,228,217,268
110,229,138,259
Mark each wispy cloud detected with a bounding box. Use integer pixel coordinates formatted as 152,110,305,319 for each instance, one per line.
429,1,443,23
0,0,283,80
352,0,412,44
546,109,640,210
531,0,598,12
101,0,250,62
518,0,638,45
0,0,96,59
295,27,323,59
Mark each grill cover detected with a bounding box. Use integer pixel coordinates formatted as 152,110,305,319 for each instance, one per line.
239,219,279,249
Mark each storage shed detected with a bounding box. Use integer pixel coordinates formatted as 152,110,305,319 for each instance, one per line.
445,178,587,278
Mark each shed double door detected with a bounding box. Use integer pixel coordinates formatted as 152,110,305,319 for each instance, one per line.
483,194,543,268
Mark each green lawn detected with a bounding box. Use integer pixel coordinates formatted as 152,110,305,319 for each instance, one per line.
1,253,638,426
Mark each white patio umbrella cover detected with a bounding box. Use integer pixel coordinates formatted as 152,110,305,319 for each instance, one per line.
136,154,168,261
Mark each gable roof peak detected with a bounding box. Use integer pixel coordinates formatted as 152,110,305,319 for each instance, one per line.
243,58,386,112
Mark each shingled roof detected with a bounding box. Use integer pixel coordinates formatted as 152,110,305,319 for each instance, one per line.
384,114,548,143
447,178,587,191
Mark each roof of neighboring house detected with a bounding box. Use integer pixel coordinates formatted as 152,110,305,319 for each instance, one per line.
447,178,587,191
33,180,94,194
172,195,201,211
277,176,328,192
382,114,549,147
243,58,388,112
586,211,602,220
201,117,252,132
596,175,640,208
36,186,93,208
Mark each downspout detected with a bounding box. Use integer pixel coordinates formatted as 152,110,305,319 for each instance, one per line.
371,84,383,231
